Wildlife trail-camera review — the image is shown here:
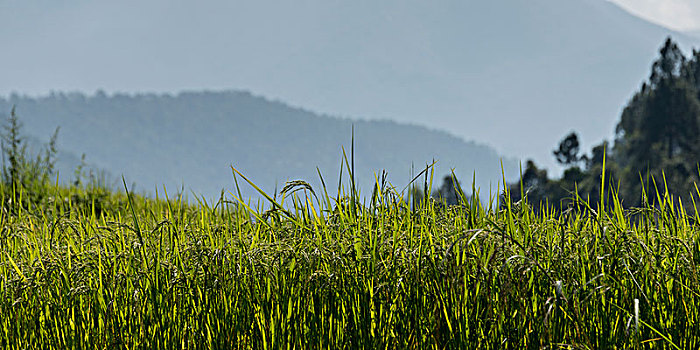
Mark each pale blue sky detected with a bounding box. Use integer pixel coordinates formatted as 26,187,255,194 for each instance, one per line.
1,0,698,173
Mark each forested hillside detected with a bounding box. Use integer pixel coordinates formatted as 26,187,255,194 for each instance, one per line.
0,91,517,199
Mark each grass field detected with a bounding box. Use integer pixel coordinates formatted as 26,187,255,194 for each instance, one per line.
1,160,699,349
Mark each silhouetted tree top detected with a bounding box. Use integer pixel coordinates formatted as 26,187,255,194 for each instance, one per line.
650,37,685,87
553,132,581,166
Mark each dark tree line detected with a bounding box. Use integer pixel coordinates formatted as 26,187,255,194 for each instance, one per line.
507,37,700,210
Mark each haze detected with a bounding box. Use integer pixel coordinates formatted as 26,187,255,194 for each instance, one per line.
2,0,699,175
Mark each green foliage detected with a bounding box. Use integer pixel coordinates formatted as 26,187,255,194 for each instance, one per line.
0,107,113,217
0,106,60,207
0,102,697,347
5,35,700,350
1,159,699,348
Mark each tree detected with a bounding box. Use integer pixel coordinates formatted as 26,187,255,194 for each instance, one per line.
507,37,700,210
587,141,608,169
553,132,582,166
681,49,700,97
614,37,700,205
650,37,685,88
505,160,551,209
433,174,465,206
2,106,24,188
1,107,60,201
617,38,698,164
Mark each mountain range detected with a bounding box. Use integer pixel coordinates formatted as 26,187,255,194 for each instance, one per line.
0,92,518,200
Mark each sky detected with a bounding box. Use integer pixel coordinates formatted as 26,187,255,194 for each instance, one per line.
1,0,699,177
610,0,700,31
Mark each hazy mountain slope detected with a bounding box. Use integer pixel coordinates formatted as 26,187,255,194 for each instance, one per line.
0,92,517,199
2,0,698,173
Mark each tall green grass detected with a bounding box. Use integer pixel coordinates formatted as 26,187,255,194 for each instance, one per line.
0,161,699,349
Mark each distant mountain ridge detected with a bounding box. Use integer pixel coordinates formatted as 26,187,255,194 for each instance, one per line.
0,91,518,199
